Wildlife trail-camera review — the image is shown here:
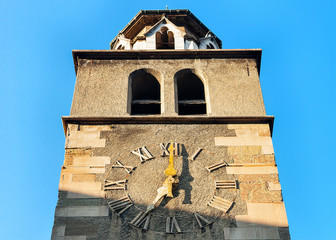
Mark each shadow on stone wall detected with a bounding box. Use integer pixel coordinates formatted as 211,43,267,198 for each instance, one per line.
52,189,290,240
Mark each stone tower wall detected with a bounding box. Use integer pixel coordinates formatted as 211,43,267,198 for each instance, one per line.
51,122,290,240
70,52,266,117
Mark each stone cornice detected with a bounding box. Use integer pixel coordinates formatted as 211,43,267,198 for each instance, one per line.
72,49,262,75
62,116,274,136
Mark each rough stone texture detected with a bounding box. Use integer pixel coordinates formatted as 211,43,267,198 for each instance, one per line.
72,174,96,182
278,227,291,240
55,206,109,217
64,149,93,166
223,227,280,239
53,217,110,240
215,136,274,154
238,174,282,203
52,123,290,240
226,166,278,175
51,12,292,240
268,182,282,191
236,203,288,227
53,236,86,240
70,58,266,117
65,130,106,148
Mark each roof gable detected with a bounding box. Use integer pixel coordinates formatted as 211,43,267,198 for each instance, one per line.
143,15,183,37
110,9,222,49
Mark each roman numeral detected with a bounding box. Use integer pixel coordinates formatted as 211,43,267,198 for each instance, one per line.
194,212,212,228
207,196,233,213
131,146,154,163
160,142,180,157
188,147,202,161
215,180,237,189
129,211,151,230
108,196,133,216
166,216,182,234
205,161,227,172
112,161,135,173
173,143,180,156
104,179,127,190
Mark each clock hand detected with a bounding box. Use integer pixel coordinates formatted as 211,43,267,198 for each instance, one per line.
146,176,178,213
164,142,177,177
164,142,178,197
147,143,179,212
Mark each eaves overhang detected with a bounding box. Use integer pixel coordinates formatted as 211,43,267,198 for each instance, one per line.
72,49,262,75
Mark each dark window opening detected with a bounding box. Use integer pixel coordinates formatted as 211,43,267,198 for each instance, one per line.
206,43,215,49
176,70,206,115
130,70,160,115
117,45,125,50
156,27,174,49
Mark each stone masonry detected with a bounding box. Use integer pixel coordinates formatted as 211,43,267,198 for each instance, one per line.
51,122,290,240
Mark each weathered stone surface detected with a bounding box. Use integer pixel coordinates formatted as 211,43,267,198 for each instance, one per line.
238,174,282,202
53,123,288,239
227,124,271,137
235,129,259,137
65,222,98,235
61,168,105,174
258,128,271,137
240,181,282,202
51,10,291,240
66,135,105,148
72,174,96,182
80,125,112,131
228,146,263,156
59,148,110,198
59,182,103,199
278,227,291,240
65,127,106,148
227,124,270,130
71,156,110,167
231,154,275,164
55,206,109,217
253,154,275,164
215,136,274,154
52,225,65,236
54,236,86,240
66,191,104,199
226,166,278,175
268,182,282,191
236,203,288,227
70,58,266,117
215,136,272,146
223,227,280,239
238,174,279,182
64,149,92,166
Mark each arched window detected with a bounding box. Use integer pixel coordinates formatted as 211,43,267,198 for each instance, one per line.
175,69,206,115
130,70,160,115
156,27,174,49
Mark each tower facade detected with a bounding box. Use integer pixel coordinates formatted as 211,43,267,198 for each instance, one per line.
52,10,290,240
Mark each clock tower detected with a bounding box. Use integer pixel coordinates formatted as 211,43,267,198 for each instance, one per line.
52,10,290,240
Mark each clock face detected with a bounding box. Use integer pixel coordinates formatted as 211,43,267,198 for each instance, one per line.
104,143,238,234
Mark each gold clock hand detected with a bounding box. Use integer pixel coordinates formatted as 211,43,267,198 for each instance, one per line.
164,142,177,177
163,142,178,197
147,142,179,213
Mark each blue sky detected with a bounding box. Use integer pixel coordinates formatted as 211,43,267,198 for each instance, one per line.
0,0,335,239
